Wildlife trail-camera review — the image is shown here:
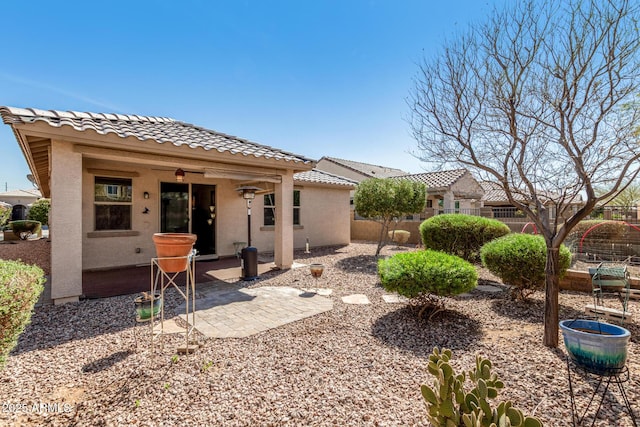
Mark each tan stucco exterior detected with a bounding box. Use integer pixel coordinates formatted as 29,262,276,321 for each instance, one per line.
2,108,354,304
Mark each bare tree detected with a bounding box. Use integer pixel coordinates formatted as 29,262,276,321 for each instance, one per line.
408,0,640,347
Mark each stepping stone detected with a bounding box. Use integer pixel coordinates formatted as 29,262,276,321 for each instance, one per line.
341,294,370,304
301,288,333,296
475,284,504,293
382,294,409,303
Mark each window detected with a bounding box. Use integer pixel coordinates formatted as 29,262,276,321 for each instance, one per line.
263,190,300,226
95,177,132,230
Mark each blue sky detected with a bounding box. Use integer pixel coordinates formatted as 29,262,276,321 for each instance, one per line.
0,0,505,191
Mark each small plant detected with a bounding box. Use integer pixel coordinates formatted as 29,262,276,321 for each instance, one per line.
164,383,171,390
422,347,543,427
480,234,571,300
201,360,215,373
0,260,44,368
388,229,411,245
134,399,141,408
0,204,10,229
9,220,41,240
171,354,179,364
420,214,510,262
378,250,477,318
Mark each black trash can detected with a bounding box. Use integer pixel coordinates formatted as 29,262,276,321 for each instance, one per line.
241,246,258,280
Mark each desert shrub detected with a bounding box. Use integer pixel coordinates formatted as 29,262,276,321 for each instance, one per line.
0,204,10,229
481,233,571,300
388,229,410,245
378,249,477,317
0,260,45,367
9,220,41,240
27,198,50,226
420,214,510,262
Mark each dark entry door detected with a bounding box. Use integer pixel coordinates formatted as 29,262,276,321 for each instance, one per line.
191,184,216,256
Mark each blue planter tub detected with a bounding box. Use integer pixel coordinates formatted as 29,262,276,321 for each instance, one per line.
559,319,630,375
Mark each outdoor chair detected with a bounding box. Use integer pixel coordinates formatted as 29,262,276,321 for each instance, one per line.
585,262,633,323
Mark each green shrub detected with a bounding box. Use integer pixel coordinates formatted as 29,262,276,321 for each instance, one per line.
27,198,50,226
0,260,45,367
0,204,10,229
378,250,477,298
481,233,571,300
9,220,41,240
420,214,510,262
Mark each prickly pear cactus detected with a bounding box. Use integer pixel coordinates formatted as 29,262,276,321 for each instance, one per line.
421,348,543,427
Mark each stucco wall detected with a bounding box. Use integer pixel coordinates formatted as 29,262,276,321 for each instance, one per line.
81,159,351,270
351,216,423,245
253,184,352,252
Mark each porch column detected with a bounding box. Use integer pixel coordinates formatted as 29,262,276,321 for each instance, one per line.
50,140,83,304
274,170,294,269
443,191,455,213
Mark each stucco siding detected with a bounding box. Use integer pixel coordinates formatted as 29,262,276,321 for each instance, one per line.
81,159,351,270
50,140,83,302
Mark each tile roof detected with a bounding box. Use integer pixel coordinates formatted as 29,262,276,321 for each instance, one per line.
0,107,313,165
480,181,510,203
294,169,357,187
0,189,42,198
320,156,407,178
395,169,469,189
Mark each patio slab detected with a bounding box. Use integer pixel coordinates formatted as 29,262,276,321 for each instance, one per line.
177,282,333,338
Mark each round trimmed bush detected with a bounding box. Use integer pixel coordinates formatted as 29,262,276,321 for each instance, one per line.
419,214,510,262
378,249,477,298
480,233,572,300
9,220,41,240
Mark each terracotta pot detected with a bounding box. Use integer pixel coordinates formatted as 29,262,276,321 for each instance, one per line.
152,233,197,273
560,319,630,375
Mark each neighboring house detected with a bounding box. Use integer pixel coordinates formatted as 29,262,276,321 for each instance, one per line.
398,169,485,217
481,181,584,222
1,106,355,304
316,156,407,206
316,156,408,182
0,188,41,220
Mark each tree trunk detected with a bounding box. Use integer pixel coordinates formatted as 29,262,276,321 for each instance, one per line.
543,247,560,347
375,220,389,256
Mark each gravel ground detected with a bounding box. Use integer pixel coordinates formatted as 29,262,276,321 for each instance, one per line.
1,241,639,426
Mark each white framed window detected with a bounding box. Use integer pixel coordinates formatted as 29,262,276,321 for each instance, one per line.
263,190,300,226
94,177,132,230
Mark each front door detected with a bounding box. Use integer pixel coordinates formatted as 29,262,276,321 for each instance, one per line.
191,184,216,256
160,182,216,257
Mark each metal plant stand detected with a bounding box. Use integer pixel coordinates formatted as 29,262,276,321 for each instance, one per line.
150,251,198,354
566,357,637,426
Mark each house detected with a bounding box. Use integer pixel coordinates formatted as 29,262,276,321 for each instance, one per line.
481,181,584,225
316,156,408,182
395,169,485,217
1,106,355,304
0,188,41,220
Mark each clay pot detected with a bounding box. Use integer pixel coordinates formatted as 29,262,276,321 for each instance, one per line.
152,233,197,273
